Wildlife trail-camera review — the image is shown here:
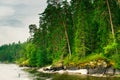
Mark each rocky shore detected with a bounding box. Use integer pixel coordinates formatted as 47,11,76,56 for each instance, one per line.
38,66,120,77
38,65,88,75
37,59,120,77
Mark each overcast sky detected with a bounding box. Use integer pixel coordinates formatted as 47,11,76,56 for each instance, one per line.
0,0,47,46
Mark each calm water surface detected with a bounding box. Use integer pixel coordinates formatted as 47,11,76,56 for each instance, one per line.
0,64,33,80
32,71,120,80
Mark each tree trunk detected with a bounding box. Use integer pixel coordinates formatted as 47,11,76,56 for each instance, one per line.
106,0,118,55
106,0,115,41
58,3,72,57
62,21,72,57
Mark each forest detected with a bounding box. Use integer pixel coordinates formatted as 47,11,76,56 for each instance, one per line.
0,0,120,69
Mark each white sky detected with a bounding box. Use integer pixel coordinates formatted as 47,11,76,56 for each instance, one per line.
0,0,47,46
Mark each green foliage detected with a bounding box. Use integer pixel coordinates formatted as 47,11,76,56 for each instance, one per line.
111,54,120,69
104,42,117,54
36,49,49,67
24,43,37,66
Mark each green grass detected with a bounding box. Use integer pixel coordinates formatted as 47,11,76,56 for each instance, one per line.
63,53,107,66
78,53,106,63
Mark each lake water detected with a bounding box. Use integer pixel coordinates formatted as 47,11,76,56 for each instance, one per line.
32,71,120,80
0,64,33,80
1,64,120,80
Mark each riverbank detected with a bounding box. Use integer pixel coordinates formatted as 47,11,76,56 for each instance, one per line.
37,65,120,77
24,68,120,80
19,64,120,80
38,66,87,74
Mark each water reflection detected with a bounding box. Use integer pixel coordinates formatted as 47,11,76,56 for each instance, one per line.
31,71,120,80
51,73,120,80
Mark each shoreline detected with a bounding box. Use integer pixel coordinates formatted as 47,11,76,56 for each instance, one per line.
37,65,120,77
